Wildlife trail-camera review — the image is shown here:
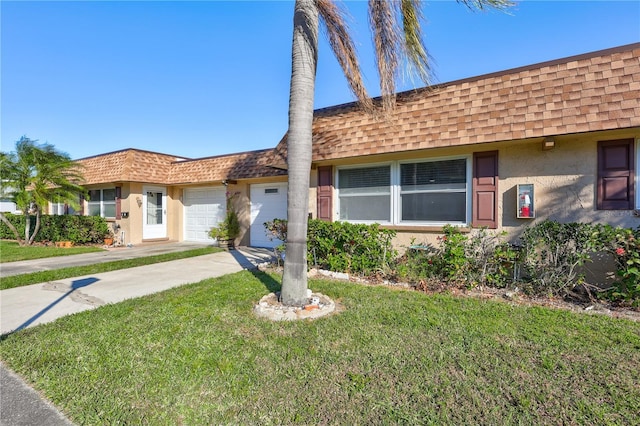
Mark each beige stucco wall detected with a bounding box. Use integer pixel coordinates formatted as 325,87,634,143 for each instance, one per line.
308,169,317,219
500,130,639,237
229,182,251,247
165,186,180,242
311,128,640,260
124,182,143,244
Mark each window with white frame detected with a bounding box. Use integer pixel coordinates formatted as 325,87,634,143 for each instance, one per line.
88,188,116,218
337,157,470,225
338,165,391,221
51,202,66,215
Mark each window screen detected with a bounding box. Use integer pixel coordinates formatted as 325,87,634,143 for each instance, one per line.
400,159,467,222
338,166,391,221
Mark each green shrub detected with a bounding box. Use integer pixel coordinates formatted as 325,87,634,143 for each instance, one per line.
600,225,640,306
398,226,518,288
308,220,397,275
394,239,440,282
0,213,110,244
263,219,397,276
519,221,608,297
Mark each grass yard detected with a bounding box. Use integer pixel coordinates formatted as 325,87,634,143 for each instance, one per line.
0,246,221,290
1,271,638,425
0,240,104,262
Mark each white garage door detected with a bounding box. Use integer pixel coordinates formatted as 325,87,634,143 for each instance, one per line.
183,188,226,242
250,183,287,248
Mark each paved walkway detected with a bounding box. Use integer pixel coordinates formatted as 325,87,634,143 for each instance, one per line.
0,243,275,425
0,241,216,277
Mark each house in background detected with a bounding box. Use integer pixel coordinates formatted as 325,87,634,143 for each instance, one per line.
75,43,639,248
76,148,287,247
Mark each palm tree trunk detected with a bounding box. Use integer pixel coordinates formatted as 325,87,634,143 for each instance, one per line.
281,0,319,306
0,212,23,244
24,213,31,246
28,208,41,245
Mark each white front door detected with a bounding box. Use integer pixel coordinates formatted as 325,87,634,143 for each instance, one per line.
143,186,167,239
250,183,288,248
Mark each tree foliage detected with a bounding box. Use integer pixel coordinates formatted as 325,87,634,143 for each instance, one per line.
0,136,86,245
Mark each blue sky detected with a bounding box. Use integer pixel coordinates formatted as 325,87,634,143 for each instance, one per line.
2,1,639,160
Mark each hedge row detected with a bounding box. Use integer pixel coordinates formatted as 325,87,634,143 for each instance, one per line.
0,213,110,244
266,219,639,306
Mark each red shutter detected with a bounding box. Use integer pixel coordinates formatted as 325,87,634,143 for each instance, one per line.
115,186,122,219
317,166,333,221
472,151,498,228
597,139,634,210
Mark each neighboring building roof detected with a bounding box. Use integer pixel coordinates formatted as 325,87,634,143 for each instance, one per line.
77,149,186,185
272,43,640,164
77,148,285,186
167,149,286,184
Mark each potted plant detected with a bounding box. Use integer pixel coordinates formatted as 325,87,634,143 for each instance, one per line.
103,225,117,246
208,210,240,250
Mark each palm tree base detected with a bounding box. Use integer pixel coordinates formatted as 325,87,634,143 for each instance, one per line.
253,292,336,321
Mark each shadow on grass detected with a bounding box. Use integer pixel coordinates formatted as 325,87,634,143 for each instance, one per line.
228,248,281,293
249,269,281,293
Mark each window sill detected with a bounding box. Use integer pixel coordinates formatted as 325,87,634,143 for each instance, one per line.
380,225,471,233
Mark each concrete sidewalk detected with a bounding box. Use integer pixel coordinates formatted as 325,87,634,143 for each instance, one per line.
0,241,215,277
0,246,274,335
0,245,274,426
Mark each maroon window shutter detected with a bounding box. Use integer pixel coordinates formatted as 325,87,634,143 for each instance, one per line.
472,151,499,228
115,186,122,219
317,166,333,221
597,139,634,210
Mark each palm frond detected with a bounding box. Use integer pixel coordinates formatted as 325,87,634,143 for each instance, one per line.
457,0,514,11
398,0,432,86
317,0,374,112
369,0,401,112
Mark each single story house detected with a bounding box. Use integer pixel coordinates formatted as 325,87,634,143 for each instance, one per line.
74,43,639,249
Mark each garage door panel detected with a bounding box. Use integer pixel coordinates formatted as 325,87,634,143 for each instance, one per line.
184,188,226,242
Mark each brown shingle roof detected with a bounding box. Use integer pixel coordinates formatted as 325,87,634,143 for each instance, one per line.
272,43,640,164
167,149,286,184
77,148,285,186
77,149,185,185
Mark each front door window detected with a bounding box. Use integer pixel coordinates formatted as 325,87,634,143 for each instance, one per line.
147,191,163,225
142,186,167,239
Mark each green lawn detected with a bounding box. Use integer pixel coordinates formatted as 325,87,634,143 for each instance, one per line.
1,272,638,425
0,240,104,262
0,246,221,290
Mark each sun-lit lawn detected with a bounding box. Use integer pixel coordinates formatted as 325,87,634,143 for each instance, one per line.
1,271,638,425
0,240,104,262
